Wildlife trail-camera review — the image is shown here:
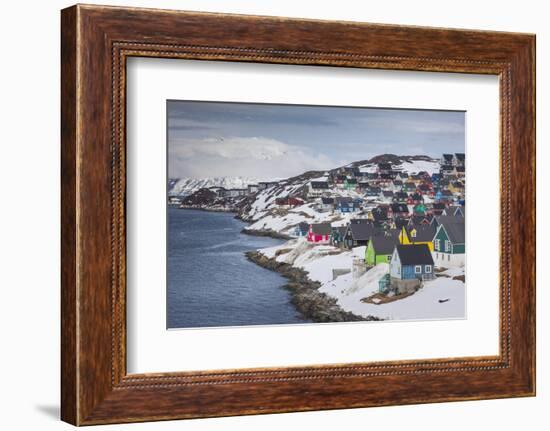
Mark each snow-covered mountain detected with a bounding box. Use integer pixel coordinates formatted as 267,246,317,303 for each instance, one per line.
350,154,440,176
168,177,261,196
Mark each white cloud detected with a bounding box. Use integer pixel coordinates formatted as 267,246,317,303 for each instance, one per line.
169,136,338,180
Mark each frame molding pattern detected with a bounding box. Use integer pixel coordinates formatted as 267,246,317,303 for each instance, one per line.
61,4,535,425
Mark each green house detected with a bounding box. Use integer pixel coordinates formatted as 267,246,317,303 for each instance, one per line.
432,219,465,267
365,234,398,266
344,178,357,190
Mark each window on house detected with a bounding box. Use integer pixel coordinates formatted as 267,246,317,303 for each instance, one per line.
414,265,422,274
445,240,450,252
425,265,432,273
435,239,440,250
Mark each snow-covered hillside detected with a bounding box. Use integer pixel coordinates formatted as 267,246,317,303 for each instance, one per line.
259,239,465,321
238,154,440,232
169,177,261,196
355,158,440,176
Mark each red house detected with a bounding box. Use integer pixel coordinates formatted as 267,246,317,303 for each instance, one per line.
307,223,332,244
275,196,304,207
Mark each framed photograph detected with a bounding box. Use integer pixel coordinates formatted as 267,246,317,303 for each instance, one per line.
61,4,536,425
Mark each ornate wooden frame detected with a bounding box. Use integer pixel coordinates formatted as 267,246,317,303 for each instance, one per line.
61,4,536,426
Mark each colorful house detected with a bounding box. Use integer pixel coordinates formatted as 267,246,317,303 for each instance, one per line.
365,233,398,266
344,178,358,190
307,223,332,244
365,186,382,197
393,191,408,203
335,197,360,213
389,203,409,218
294,222,310,237
413,202,427,215
275,196,304,207
331,225,348,247
344,223,379,248
398,225,436,251
390,244,435,281
319,197,335,212
433,218,465,267
308,180,330,197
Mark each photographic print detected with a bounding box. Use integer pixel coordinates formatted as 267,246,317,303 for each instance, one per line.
167,101,466,329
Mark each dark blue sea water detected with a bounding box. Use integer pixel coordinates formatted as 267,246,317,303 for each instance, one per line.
167,208,309,328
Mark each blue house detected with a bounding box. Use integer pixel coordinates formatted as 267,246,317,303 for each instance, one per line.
335,197,360,213
293,222,310,237
390,244,435,281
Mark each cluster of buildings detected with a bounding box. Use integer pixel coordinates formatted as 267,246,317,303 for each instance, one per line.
304,153,465,206
294,154,466,295
206,180,281,198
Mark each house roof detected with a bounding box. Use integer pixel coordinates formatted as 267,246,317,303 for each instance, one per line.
310,223,332,235
439,219,465,244
331,225,348,237
391,203,409,213
366,186,382,194
321,197,334,204
310,181,329,189
409,215,429,226
409,224,437,242
371,207,389,222
348,223,379,240
370,232,399,255
336,197,354,204
350,218,372,225
298,222,309,232
443,154,454,161
394,217,409,230
395,244,434,266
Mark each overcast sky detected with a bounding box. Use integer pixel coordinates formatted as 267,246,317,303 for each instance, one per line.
168,100,465,180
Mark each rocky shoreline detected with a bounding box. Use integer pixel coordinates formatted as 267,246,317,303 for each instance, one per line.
241,228,292,240
246,251,381,323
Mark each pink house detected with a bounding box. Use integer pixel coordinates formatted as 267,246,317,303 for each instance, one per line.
307,223,332,244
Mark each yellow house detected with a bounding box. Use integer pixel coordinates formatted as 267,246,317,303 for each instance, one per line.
399,226,435,251
448,182,464,194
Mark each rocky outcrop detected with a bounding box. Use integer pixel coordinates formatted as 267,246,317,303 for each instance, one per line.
241,228,292,240
246,251,381,323
182,188,218,206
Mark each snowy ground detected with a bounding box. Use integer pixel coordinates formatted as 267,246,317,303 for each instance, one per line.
247,202,355,235
258,238,465,321
320,269,465,321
